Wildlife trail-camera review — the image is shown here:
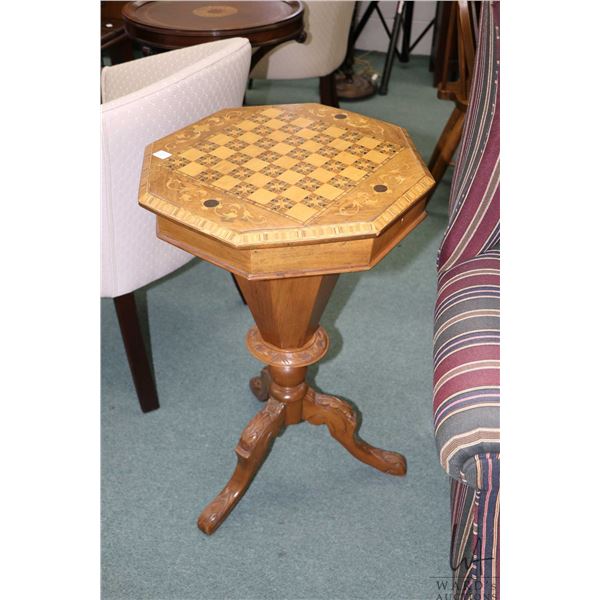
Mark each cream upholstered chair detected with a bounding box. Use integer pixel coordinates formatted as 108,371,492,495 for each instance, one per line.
101,38,251,412
250,1,355,107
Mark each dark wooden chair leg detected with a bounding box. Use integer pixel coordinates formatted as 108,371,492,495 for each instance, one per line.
319,72,340,108
428,105,465,185
113,291,160,413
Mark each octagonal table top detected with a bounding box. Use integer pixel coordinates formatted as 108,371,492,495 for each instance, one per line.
139,103,434,250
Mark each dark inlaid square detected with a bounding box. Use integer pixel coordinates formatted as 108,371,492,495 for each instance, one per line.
261,164,286,178
281,124,301,134
376,141,397,154
266,196,295,213
259,150,282,163
353,158,378,172
230,182,258,197
228,152,251,165
225,139,248,151
199,170,222,183
328,175,355,190
229,166,254,180
296,177,322,192
322,159,347,173
265,179,291,194
293,162,316,175
255,137,275,150
286,135,305,147
253,125,272,136
288,148,311,160
165,156,190,170
346,144,370,157
202,154,221,167
278,111,298,122
341,130,363,142
222,126,246,138
310,121,329,132
195,141,219,153
303,193,330,209
252,114,270,124
319,146,339,158
313,133,333,145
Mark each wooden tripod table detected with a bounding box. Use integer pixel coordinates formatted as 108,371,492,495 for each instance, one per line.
138,103,434,534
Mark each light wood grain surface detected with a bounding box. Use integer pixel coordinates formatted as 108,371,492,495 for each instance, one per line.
139,103,434,250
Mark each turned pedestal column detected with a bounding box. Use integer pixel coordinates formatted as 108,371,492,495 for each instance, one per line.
198,274,406,534
138,102,434,534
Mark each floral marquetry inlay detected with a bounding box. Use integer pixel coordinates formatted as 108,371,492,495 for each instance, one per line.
139,103,434,249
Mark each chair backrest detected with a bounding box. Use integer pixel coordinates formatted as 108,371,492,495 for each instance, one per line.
250,1,355,80
438,1,478,107
101,38,251,298
437,1,500,275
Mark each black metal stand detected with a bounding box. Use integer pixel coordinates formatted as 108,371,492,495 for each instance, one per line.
344,1,438,97
337,2,377,101
351,1,412,96
379,1,436,95
379,2,406,95
352,1,405,65
399,1,414,62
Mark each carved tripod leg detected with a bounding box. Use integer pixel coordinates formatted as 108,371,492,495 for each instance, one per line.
197,398,285,534
302,390,407,476
249,367,271,401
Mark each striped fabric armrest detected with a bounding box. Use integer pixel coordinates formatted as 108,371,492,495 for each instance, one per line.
437,1,500,276
433,250,500,481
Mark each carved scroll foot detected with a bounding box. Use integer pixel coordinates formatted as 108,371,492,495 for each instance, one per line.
197,398,285,535
249,367,271,402
302,391,407,476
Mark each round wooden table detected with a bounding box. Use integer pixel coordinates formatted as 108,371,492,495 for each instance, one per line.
122,1,305,69
101,17,134,65
139,103,434,534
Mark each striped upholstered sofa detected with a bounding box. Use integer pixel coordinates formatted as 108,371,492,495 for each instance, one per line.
433,2,500,599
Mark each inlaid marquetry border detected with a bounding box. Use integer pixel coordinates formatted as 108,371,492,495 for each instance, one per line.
140,152,433,249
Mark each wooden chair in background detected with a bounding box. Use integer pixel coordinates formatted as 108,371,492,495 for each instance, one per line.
428,1,478,189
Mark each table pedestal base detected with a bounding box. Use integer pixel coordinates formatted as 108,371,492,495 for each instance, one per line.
197,274,407,535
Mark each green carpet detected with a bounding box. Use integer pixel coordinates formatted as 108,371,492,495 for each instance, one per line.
102,54,455,600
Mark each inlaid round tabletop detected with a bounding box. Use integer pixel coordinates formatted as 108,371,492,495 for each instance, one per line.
101,18,126,47
122,1,304,49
